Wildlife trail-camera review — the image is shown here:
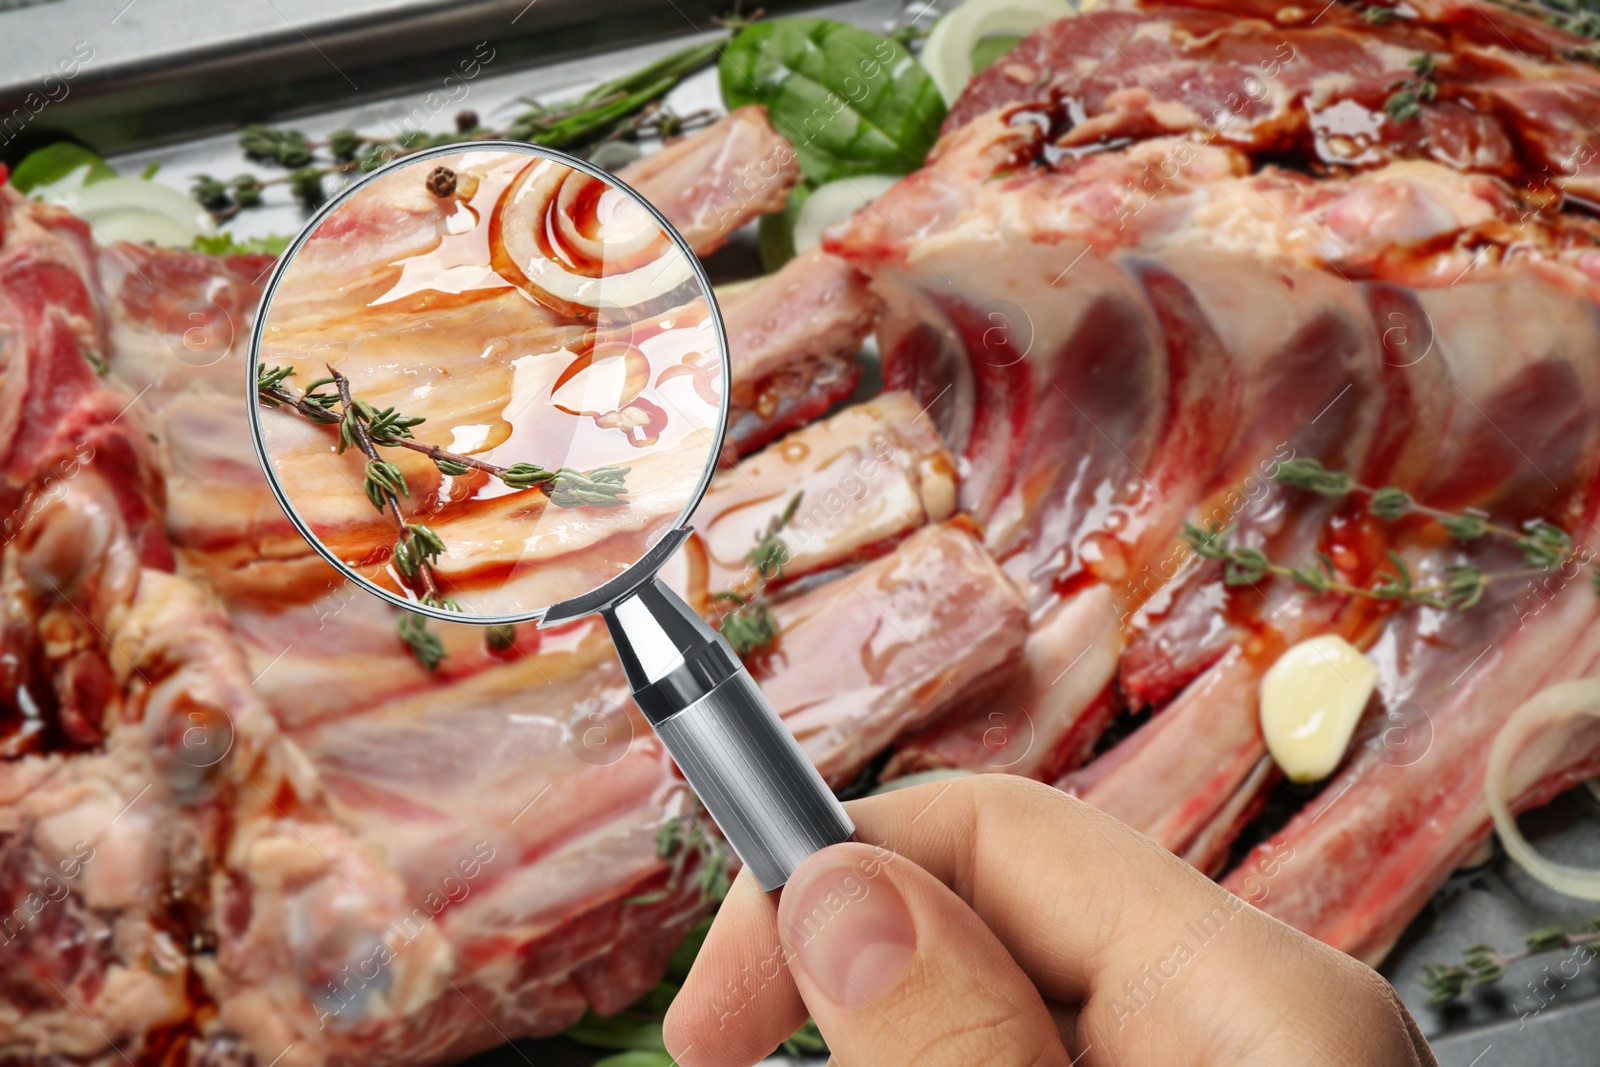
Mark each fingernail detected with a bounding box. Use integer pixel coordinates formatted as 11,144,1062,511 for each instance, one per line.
779,853,916,1007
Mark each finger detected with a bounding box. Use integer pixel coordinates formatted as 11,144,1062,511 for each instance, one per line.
777,841,1070,1067
845,773,1231,1005
668,774,1216,1062
664,869,807,1067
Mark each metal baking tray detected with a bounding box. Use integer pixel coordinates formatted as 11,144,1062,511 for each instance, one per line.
6,0,1596,1061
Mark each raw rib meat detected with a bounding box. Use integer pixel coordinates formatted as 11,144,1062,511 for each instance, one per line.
830,0,1600,957
207,518,1022,1064
616,105,799,254
13,0,1600,1058
1071,270,1600,871
947,0,1600,200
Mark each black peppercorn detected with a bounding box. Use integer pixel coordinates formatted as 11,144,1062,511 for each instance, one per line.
426,166,458,198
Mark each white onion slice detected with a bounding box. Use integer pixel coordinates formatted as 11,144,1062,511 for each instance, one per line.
1484,678,1600,900
792,175,899,254
921,0,1078,106
45,175,216,247
491,158,691,317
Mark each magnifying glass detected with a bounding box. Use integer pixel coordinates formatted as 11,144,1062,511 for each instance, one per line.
247,142,853,890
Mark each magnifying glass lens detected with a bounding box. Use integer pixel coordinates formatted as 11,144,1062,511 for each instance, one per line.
252,147,724,621
250,143,850,890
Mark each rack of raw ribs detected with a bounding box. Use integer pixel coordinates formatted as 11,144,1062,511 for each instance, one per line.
5,1,1600,1063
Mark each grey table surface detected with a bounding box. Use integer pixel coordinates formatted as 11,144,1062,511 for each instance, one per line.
5,0,1595,1061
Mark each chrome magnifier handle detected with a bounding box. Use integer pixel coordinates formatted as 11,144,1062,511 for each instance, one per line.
601,577,855,890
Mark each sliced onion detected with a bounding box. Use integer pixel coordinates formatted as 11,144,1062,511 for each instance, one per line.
921,0,1077,106
793,175,899,254
1485,678,1600,900
48,175,216,247
86,208,203,247
491,158,691,318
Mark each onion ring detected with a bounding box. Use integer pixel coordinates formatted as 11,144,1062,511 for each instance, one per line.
491,158,693,318
1484,678,1600,900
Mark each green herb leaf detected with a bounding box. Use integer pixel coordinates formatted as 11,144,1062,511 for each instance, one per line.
1439,511,1488,540
666,916,713,984
779,1018,829,1056
721,18,946,184
717,598,780,657
9,143,115,194
592,1051,676,1067
548,466,630,508
240,125,313,167
363,460,409,510
563,1012,666,1051
1273,457,1354,497
257,364,296,391
485,623,517,652
1385,85,1422,122
1370,486,1412,521
397,613,445,670
193,232,292,256
1518,519,1572,568
970,33,1024,74
758,183,811,273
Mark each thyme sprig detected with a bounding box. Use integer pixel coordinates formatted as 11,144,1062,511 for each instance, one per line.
256,364,631,510
1182,521,1507,610
1181,456,1586,610
397,613,447,671
626,815,732,906
1385,53,1440,122
258,363,630,669
712,492,802,659
192,38,723,218
1418,921,1600,1004
1273,458,1574,569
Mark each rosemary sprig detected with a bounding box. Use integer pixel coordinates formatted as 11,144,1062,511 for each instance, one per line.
192,38,723,219
710,492,802,659
1418,921,1600,1004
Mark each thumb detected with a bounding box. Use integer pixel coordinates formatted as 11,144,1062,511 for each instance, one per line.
776,842,1071,1067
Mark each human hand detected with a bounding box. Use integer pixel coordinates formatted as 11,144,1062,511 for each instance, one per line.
663,775,1435,1066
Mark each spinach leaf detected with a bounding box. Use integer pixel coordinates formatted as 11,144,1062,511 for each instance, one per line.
758,184,811,273
563,1011,665,1051
9,142,114,194
720,18,946,185
593,1054,675,1067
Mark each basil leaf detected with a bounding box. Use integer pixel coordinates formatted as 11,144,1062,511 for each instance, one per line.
720,18,946,185
9,142,115,194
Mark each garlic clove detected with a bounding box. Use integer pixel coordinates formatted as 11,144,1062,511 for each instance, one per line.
1259,634,1378,783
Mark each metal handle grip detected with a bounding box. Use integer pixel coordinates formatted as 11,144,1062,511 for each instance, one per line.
603,579,854,890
